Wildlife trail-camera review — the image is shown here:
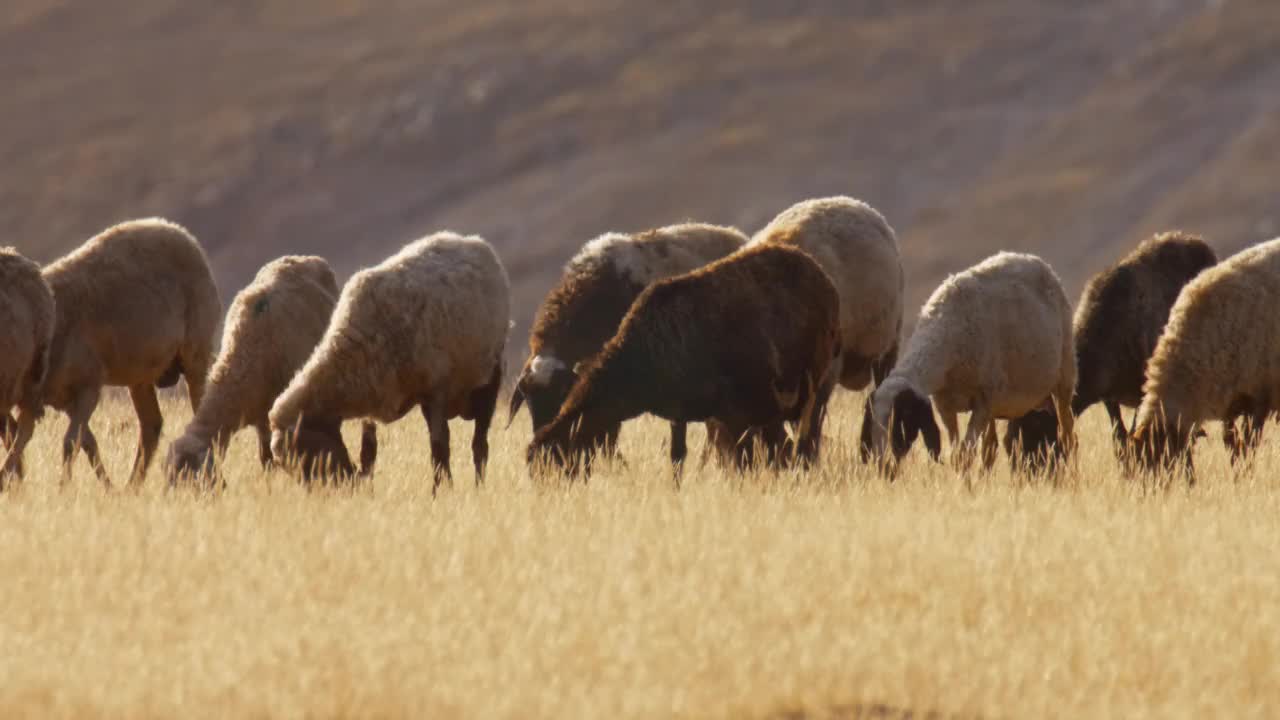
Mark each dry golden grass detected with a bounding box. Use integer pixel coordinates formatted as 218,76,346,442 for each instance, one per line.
2,389,1279,719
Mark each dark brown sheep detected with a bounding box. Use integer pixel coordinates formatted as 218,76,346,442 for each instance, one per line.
1004,231,1217,466
509,224,746,466
526,244,841,479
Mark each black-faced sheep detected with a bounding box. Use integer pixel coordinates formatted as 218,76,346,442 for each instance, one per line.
748,196,904,460
526,243,841,478
867,252,1076,471
0,248,56,485
1131,236,1280,476
164,256,377,486
1003,231,1217,466
268,232,509,495
24,219,222,488
509,223,746,466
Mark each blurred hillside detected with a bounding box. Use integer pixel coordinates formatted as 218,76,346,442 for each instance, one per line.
4,1,1277,364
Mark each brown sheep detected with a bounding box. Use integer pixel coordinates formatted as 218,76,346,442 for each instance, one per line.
526,244,841,479
1003,231,1217,468
30,219,222,488
509,223,746,467
0,248,56,485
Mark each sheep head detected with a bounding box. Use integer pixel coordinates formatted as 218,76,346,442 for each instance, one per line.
163,434,217,487
1130,408,1194,478
869,379,941,465
1002,405,1063,473
508,354,579,432
270,416,358,485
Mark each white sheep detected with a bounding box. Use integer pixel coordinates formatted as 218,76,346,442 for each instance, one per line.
1131,236,1280,474
0,248,56,485
749,196,903,459
867,251,1076,470
26,218,222,487
269,231,510,494
164,255,376,485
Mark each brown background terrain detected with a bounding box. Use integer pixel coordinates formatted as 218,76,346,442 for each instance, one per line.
4,1,1277,364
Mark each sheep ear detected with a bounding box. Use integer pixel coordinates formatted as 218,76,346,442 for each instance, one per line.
572,361,584,375
506,384,526,428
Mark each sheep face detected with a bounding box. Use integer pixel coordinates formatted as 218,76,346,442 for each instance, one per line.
1131,415,1194,476
1002,406,1063,473
871,383,941,464
163,436,216,486
509,355,578,432
526,417,607,479
271,417,357,484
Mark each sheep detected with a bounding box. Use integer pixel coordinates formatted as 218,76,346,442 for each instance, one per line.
268,231,509,495
15,219,222,488
508,223,747,467
1003,231,1218,466
1131,236,1280,476
526,243,842,479
0,248,56,485
164,256,377,486
747,196,904,460
867,251,1076,471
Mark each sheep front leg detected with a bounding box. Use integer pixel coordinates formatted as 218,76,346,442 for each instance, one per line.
421,400,451,496
62,388,109,488
1052,386,1076,459
670,421,688,468
1229,408,1268,464
955,404,992,472
127,384,164,489
254,423,274,469
0,413,15,448
467,364,501,486
980,421,999,470
1104,401,1128,448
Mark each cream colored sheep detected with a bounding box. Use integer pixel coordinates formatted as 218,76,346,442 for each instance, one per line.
164,255,376,485
509,223,747,466
26,218,222,488
1132,236,1280,475
749,196,903,459
867,251,1076,471
269,231,510,494
0,248,56,485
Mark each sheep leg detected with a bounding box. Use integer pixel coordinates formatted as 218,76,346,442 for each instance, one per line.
1052,389,1076,460
956,405,992,472
1230,408,1268,464
62,388,109,488
359,422,378,477
1104,401,1128,447
421,400,451,496
0,409,37,486
0,413,15,448
670,421,688,467
126,384,164,489
254,423,274,469
467,363,502,486
980,421,999,470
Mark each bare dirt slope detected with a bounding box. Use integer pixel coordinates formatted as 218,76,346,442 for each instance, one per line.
4,1,1277,360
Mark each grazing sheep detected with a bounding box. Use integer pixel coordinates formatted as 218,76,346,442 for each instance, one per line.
164,256,377,485
509,223,746,466
0,248,56,485
526,243,841,478
1004,231,1218,464
22,219,222,487
867,252,1076,471
1131,237,1280,475
269,232,509,494
747,196,904,460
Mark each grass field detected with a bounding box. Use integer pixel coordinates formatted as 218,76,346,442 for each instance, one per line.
2,389,1278,719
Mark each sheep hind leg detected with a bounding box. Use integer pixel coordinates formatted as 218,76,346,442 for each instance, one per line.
126,384,164,489
62,388,109,489
669,421,687,488
421,400,451,496
466,363,502,487
0,410,37,487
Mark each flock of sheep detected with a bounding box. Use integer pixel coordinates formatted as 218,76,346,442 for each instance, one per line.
0,195,1274,491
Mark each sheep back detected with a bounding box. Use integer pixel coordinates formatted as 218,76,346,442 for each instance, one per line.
750,196,902,387
515,223,746,427
1135,236,1280,432
0,248,55,418
40,218,222,402
1072,231,1218,411
270,232,511,430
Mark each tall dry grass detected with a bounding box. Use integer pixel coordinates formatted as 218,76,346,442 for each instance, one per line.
1,389,1278,719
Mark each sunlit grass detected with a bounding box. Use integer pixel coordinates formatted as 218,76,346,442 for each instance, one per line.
1,388,1277,718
